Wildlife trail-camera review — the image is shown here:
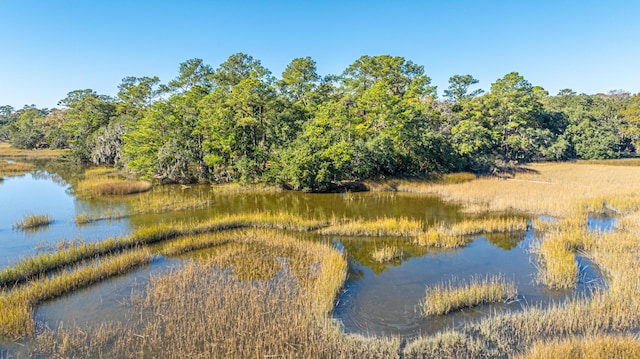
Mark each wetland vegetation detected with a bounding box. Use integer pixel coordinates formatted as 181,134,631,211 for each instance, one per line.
1,156,640,357
2,53,640,357
13,213,53,231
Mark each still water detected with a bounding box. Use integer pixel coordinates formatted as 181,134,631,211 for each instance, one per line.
0,162,607,341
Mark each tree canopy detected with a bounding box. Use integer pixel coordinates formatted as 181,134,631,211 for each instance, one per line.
2,54,637,190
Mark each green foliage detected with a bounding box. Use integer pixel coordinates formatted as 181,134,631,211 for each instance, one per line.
444,74,483,103
544,92,624,160
8,106,49,149
59,89,117,162
123,87,207,183
10,54,638,189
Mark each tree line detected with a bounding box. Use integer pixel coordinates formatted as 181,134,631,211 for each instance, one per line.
2,54,639,190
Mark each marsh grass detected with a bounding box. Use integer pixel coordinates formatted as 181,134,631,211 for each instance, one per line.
10,162,640,357
450,217,528,236
615,209,640,231
210,182,282,193
373,162,640,217
0,143,67,160
12,206,640,357
28,230,381,358
0,248,151,339
77,177,151,196
414,223,470,248
14,213,53,230
320,216,423,237
532,234,579,289
133,212,327,245
422,274,518,316
159,233,231,256
578,158,640,167
320,216,527,246
0,160,35,176
516,334,640,359
414,217,528,248
0,237,139,288
129,189,214,213
1,212,329,290
75,208,126,225
405,209,640,357
76,167,151,197
440,172,477,184
405,287,640,357
531,215,599,289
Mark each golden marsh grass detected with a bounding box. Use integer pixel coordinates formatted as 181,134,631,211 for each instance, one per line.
440,172,477,184
0,248,151,339
74,208,125,225
320,216,423,237
531,233,579,289
422,274,517,316
0,211,328,289
76,177,152,196
375,162,640,217
516,334,640,359
9,161,640,357
27,230,380,358
415,217,528,248
320,216,526,249
15,208,640,357
129,188,214,213
578,158,640,167
0,143,67,160
76,167,152,197
0,160,35,176
210,182,282,193
0,237,140,288
13,213,53,230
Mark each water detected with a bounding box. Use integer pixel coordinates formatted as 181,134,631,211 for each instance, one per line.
36,256,182,327
332,230,604,338
0,171,131,269
0,161,610,345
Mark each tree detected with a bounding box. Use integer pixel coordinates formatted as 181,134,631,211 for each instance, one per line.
0,105,17,141
198,53,276,182
166,58,214,93
124,87,208,183
341,55,435,99
117,76,161,121
278,57,320,106
58,89,117,162
618,94,640,151
482,72,548,163
9,106,49,149
444,74,483,103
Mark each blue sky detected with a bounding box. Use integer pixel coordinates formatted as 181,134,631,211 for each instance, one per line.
1,1,638,109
